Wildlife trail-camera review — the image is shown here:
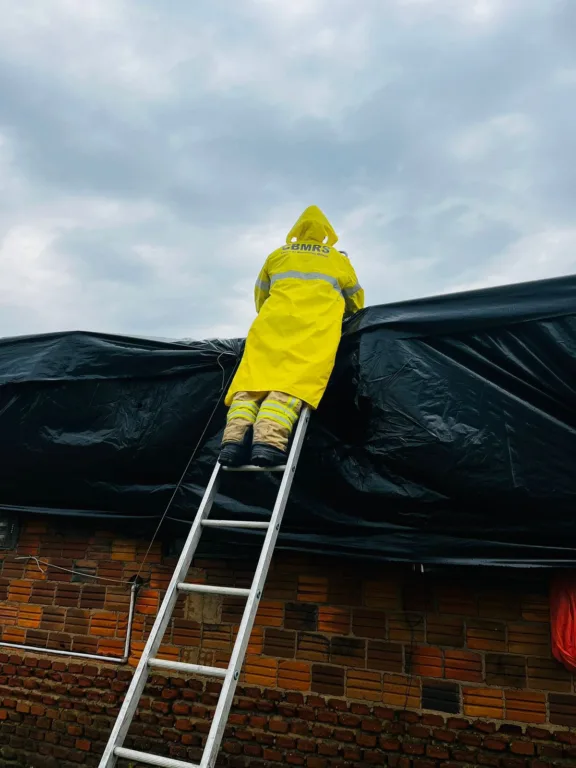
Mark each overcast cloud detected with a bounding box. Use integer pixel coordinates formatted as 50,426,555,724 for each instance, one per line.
0,0,575,340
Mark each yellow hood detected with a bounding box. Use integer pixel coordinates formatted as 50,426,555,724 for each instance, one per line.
286,205,338,246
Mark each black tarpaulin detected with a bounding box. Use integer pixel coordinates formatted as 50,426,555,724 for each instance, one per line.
1,273,576,566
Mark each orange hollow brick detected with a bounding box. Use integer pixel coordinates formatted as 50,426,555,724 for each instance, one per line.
24,561,46,581
318,606,351,635
278,661,311,692
477,593,521,621
97,639,125,658
17,537,41,556
352,608,387,640
382,674,421,709
444,649,483,683
410,645,443,678
150,568,172,590
40,606,66,633
172,619,201,648
156,644,180,662
22,521,47,535
346,669,382,701
328,576,362,607
0,605,19,626
362,581,401,611
128,641,145,667
241,655,278,687
17,605,42,629
8,580,33,603
247,626,264,655
116,617,130,639
297,632,329,663
90,612,118,637
437,587,477,616
505,690,547,724
262,572,298,602
254,601,284,628
426,615,464,647
135,589,160,616
297,575,329,603
110,540,138,561
105,589,131,612
521,594,549,623
214,650,232,670
508,622,551,657
463,687,504,719
466,619,507,652
2,627,26,644
527,656,572,693
203,625,233,651
129,616,147,641
1,560,26,580
388,613,425,644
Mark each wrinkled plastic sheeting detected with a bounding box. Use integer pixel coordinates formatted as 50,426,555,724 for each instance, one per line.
2,274,576,566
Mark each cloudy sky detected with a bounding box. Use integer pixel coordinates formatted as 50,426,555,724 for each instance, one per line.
0,0,575,341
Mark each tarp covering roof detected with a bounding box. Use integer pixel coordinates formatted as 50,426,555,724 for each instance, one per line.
2,273,576,566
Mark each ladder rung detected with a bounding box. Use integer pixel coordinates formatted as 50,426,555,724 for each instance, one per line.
222,464,286,472
114,747,199,768
177,582,250,597
148,658,227,677
202,519,270,529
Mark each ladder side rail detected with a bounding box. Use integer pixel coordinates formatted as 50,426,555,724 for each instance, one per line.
99,462,222,768
200,407,311,768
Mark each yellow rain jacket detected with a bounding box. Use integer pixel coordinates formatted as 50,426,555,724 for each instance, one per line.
225,206,364,409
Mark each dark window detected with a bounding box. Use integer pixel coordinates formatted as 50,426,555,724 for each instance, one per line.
0,514,19,550
422,681,461,714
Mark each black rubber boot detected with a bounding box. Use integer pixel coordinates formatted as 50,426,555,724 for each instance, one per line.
219,429,252,467
251,443,287,468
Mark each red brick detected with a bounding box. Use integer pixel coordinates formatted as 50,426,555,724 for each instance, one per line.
75,739,91,752
306,759,328,768
317,742,338,757
510,741,534,756
433,729,457,743
402,742,425,755
422,714,445,727
267,717,288,733
484,738,507,752
362,718,383,733
286,752,305,765
426,745,450,759
380,738,401,751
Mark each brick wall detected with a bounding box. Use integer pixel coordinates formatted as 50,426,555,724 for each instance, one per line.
0,517,575,767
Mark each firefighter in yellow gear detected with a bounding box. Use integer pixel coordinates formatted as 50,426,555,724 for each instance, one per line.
220,205,364,467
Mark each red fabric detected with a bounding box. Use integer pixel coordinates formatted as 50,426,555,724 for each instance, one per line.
550,572,576,672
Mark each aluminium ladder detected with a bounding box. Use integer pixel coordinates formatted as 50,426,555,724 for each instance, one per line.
98,407,311,768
